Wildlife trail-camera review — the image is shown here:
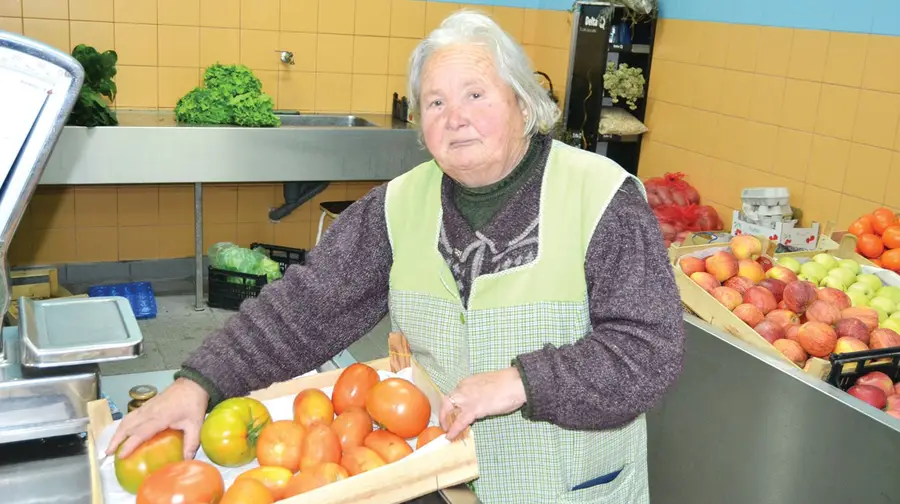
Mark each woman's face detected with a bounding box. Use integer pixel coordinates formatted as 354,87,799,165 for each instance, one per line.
419,44,528,187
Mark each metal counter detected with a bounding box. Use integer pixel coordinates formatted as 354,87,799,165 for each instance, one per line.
40,111,429,185
647,316,900,503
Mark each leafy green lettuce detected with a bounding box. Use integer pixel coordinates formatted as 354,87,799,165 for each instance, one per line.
175,64,280,127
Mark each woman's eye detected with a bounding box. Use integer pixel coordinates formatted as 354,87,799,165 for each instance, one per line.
430,100,442,107
471,93,481,99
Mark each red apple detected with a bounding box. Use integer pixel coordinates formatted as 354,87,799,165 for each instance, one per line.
885,394,900,412
705,251,739,283
712,286,743,311
744,286,777,315
733,303,765,327
766,266,799,284
856,371,895,397
724,276,755,295
848,384,887,409
754,320,785,344
817,287,851,311
690,272,720,294
757,278,787,303
679,256,706,276
737,259,766,283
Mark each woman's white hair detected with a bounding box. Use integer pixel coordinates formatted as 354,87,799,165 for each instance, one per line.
407,9,561,138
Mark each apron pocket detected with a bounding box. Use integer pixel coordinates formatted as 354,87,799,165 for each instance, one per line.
559,463,634,504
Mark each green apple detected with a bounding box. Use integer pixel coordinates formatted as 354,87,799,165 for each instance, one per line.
876,286,900,304
799,273,824,285
838,259,862,275
847,291,870,307
826,268,857,289
856,273,884,291
890,310,900,320
776,257,802,274
874,307,889,323
813,253,840,271
848,282,875,299
820,276,848,290
870,296,898,315
800,261,828,281
880,318,900,334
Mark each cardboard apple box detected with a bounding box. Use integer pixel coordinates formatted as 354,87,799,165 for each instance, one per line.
670,236,832,380
86,333,478,504
731,210,821,251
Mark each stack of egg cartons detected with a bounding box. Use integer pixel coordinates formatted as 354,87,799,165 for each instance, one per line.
740,188,794,228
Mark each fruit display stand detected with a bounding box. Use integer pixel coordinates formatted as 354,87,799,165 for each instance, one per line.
775,233,876,268
670,236,833,379
85,333,478,504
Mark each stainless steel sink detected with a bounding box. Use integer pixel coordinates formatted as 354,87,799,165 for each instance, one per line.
275,113,377,127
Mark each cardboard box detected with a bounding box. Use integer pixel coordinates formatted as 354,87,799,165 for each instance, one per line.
731,210,821,251
670,237,832,379
86,333,478,504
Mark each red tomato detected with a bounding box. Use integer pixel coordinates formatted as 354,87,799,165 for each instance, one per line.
114,429,184,494
299,423,342,471
366,378,431,439
200,397,272,467
256,420,306,472
340,446,386,476
332,363,381,415
881,249,900,272
235,466,293,500
220,478,273,504
331,406,373,451
415,426,446,450
292,389,334,428
364,429,413,463
136,460,224,504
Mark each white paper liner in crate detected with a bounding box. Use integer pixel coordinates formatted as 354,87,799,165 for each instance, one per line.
94,367,451,504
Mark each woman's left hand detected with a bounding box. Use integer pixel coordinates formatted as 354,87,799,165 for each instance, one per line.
440,367,527,440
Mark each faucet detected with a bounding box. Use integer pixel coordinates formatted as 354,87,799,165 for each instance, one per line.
276,50,295,65
535,71,558,104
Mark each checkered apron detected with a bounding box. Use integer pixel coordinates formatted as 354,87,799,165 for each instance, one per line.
386,141,650,503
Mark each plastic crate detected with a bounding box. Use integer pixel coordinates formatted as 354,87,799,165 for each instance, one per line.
826,347,900,391
87,281,158,319
207,243,307,311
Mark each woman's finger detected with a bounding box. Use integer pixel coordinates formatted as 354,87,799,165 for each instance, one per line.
116,418,165,459
446,409,475,441
105,416,136,456
178,420,202,460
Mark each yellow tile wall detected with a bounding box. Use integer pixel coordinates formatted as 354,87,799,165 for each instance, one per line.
638,19,900,232
0,0,572,265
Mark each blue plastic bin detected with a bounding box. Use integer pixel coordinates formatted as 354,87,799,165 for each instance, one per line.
87,281,158,319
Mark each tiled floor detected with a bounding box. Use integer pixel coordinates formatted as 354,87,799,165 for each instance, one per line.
100,285,392,376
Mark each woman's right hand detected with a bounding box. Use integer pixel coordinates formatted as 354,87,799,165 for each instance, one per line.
105,378,210,460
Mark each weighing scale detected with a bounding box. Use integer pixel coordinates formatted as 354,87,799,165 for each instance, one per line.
0,31,143,445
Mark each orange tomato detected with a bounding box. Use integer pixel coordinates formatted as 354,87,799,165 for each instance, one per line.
256,420,306,473
882,225,900,249
235,466,294,500
415,426,446,450
365,378,431,439
221,478,274,504
873,212,896,236
848,218,874,238
136,460,224,504
881,249,900,272
857,233,885,259
299,423,342,471
332,363,382,415
282,472,326,498
340,446,386,476
293,389,335,428
364,429,413,463
200,397,272,467
331,406,374,451
872,207,895,221
312,462,350,483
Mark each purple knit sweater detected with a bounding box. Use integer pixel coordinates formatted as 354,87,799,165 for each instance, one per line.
181,139,685,430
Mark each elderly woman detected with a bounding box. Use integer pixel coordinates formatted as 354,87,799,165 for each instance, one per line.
108,10,684,503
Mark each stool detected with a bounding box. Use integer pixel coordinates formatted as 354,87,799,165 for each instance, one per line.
316,201,355,245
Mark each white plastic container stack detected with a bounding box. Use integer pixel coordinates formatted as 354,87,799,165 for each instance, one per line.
740,187,794,229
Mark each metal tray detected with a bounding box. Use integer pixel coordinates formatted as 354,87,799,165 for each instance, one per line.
19,296,143,368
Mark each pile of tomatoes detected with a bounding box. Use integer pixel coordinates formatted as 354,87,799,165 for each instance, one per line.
847,207,900,273
114,363,447,504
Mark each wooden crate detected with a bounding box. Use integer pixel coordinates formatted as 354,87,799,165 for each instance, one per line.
775,233,876,266
10,267,59,300
670,237,832,380
87,333,479,504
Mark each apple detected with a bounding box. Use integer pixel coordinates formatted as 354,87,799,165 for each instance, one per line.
800,262,828,283
877,286,900,304
847,282,876,299
813,253,840,271
874,307,889,323
838,259,861,275
766,266,799,284
891,311,900,320
870,296,898,315
847,384,887,409
776,257,802,274
820,276,848,291
886,394,900,412
856,273,884,291
847,291,870,307
880,318,900,334
856,371,895,397
825,267,857,289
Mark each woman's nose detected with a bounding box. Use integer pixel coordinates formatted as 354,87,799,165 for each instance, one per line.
445,104,468,130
